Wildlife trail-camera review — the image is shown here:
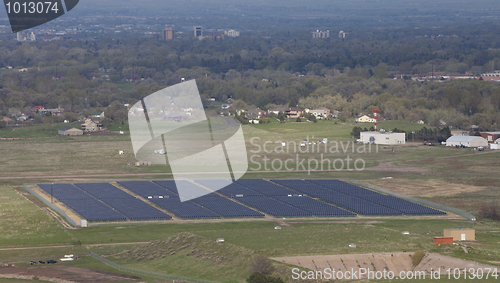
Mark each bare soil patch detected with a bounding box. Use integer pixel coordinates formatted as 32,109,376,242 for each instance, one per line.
273,252,498,280
364,179,484,198
364,161,429,172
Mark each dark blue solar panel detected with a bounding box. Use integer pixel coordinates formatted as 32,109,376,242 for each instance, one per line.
272,180,402,216
74,183,171,220
59,199,127,221
75,183,133,199
307,180,381,197
38,184,91,200
273,196,355,217
195,180,262,197
236,179,295,196
191,194,264,218
151,197,220,219
122,180,263,218
231,195,313,217
117,181,177,198
307,180,445,216
38,184,127,221
236,179,354,217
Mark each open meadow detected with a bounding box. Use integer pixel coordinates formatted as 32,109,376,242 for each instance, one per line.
0,119,499,282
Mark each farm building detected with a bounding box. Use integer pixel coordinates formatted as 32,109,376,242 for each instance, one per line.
359,131,406,145
490,138,500,150
445,136,488,148
433,237,453,245
58,127,83,136
444,228,475,241
480,132,500,142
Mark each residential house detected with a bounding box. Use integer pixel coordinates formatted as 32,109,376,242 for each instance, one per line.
17,114,28,122
245,108,265,119
32,106,45,113
309,107,331,119
81,118,103,132
285,107,303,119
267,107,288,115
355,114,375,123
39,108,63,116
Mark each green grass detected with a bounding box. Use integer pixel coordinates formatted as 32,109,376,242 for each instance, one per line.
0,122,82,139
0,186,75,249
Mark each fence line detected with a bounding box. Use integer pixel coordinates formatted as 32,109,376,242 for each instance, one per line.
23,184,79,227
344,178,475,220
90,252,220,283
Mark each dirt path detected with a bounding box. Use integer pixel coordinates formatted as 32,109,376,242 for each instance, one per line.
0,242,150,251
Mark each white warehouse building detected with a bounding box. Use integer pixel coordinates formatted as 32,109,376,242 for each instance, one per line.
360,131,406,145
445,136,488,148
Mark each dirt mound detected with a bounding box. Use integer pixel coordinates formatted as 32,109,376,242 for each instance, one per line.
111,232,257,281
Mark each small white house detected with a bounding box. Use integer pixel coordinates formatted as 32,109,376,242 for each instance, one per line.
360,131,406,145
216,238,225,243
446,136,488,148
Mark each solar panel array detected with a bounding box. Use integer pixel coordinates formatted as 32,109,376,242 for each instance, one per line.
196,180,355,217
272,180,445,216
38,184,126,221
119,181,264,219
307,180,445,215
73,183,171,220
37,179,445,221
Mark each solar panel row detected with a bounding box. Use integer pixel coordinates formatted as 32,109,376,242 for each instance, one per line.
306,180,445,215
119,181,264,219
38,184,127,221
74,183,172,220
197,180,354,217
235,179,355,217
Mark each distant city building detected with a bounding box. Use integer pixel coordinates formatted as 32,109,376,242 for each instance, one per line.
224,29,240,37
163,27,174,40
311,30,329,39
339,31,347,40
200,33,224,41
194,26,203,37
16,31,36,42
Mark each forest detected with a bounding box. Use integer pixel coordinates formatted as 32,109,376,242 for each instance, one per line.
0,21,499,131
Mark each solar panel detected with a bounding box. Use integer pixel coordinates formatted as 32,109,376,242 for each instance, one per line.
74,183,171,220
271,180,402,216
306,180,445,215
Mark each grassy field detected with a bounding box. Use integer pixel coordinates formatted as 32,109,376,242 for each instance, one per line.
0,118,487,185
0,186,75,249
0,118,499,282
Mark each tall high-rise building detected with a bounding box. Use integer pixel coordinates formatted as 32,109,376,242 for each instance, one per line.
163,27,174,40
194,26,203,37
311,30,329,39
